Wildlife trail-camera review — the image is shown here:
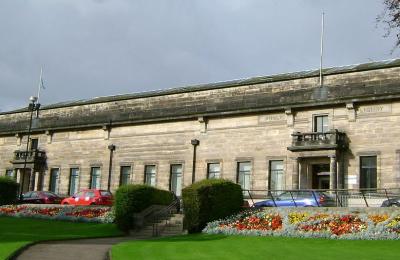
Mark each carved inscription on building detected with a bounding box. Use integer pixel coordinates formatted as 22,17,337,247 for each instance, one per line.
357,104,391,115
259,114,285,124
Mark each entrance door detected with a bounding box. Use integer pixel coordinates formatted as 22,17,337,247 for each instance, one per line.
312,164,330,189
20,169,31,193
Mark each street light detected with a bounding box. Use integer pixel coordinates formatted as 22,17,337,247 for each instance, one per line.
107,144,116,191
191,139,200,184
20,96,40,199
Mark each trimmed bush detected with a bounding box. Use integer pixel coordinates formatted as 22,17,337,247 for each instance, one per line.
0,177,19,206
182,179,243,233
114,184,174,232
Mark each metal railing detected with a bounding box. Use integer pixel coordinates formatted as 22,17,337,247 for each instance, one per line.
243,188,400,208
151,196,180,237
13,149,46,162
288,129,347,151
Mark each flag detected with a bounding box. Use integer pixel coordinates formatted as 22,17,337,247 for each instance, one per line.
39,68,45,90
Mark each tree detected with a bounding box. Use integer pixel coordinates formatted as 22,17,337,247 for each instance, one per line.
378,0,400,50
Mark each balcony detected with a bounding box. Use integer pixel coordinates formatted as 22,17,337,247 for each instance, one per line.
11,149,47,166
287,129,347,152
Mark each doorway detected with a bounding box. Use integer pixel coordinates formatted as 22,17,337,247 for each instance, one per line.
19,169,31,193
312,164,330,189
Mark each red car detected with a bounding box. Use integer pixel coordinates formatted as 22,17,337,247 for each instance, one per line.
61,189,113,206
20,191,63,204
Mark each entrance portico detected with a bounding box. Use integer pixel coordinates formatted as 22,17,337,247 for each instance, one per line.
288,129,346,190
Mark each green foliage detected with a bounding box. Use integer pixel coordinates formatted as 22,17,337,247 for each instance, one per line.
0,177,19,205
182,179,243,233
114,184,173,232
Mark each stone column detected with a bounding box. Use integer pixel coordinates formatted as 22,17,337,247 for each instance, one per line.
34,172,40,191
329,155,337,190
291,157,300,190
29,169,35,191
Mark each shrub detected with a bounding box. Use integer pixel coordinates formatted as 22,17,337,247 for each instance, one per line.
182,179,243,233
114,184,174,232
0,177,19,206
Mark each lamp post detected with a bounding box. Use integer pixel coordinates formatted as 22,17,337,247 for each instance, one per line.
191,139,199,184
107,144,116,191
20,96,41,199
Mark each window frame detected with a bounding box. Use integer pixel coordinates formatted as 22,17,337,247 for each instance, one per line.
119,165,132,186
68,167,80,195
144,165,157,187
30,138,39,150
207,162,221,179
49,168,60,194
268,160,285,191
359,156,378,189
89,166,101,189
236,161,252,191
169,164,183,196
313,114,329,133
5,169,15,179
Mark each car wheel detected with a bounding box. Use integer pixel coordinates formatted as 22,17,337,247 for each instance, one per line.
62,202,69,205
90,202,96,206
390,203,400,207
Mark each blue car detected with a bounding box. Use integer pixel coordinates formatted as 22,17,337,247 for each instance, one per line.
253,191,335,207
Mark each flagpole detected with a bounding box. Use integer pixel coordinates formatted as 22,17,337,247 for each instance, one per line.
37,67,43,104
319,12,325,86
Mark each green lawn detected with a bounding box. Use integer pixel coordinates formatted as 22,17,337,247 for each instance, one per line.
0,216,122,259
112,234,400,260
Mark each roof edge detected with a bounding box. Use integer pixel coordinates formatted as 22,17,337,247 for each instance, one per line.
2,58,400,115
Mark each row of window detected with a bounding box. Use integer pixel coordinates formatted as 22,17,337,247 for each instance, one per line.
2,155,379,193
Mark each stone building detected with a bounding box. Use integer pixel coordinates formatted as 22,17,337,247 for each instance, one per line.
1,59,400,196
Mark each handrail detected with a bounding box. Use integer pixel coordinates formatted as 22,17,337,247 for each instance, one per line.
151,195,180,237
243,188,400,208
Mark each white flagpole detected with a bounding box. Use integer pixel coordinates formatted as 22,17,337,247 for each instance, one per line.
319,12,325,86
37,67,43,103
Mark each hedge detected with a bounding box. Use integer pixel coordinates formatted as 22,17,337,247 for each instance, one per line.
114,184,174,232
0,177,19,206
182,179,243,233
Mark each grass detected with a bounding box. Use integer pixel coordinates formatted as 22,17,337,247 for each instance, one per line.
0,216,122,259
112,234,400,260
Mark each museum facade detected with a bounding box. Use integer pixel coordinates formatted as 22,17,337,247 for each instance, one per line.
1,59,400,196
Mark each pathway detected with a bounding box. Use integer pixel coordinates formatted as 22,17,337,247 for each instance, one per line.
15,236,131,260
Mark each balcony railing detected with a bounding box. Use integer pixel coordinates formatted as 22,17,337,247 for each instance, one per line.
287,129,347,151
11,149,46,165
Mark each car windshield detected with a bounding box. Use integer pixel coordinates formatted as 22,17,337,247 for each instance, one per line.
23,192,32,198
43,192,57,197
276,192,294,200
100,191,112,197
74,191,84,198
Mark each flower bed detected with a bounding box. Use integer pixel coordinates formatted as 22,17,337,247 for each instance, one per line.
0,204,114,223
203,208,400,240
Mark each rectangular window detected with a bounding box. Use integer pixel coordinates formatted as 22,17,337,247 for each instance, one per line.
360,156,377,189
5,169,14,179
313,115,329,133
207,163,221,179
144,165,156,186
170,164,182,196
120,166,131,186
69,168,79,195
30,138,39,150
90,167,101,189
237,162,251,190
269,160,284,191
49,168,60,193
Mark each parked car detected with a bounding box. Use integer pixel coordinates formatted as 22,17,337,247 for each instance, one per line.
20,191,63,204
61,189,113,206
253,191,335,207
381,197,400,207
